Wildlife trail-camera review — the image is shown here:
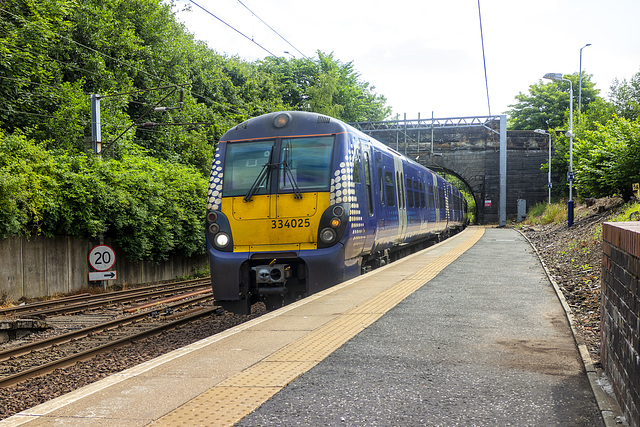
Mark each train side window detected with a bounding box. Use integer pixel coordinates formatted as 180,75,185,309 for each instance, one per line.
398,172,405,209
413,179,419,208
385,171,395,206
428,182,435,209
363,150,374,216
420,181,426,208
378,167,385,206
406,178,414,208
353,149,361,183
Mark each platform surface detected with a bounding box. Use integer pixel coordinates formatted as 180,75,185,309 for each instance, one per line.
2,227,603,426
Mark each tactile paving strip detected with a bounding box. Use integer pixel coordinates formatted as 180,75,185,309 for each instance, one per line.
154,227,484,426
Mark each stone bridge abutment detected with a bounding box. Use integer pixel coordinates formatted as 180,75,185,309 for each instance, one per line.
353,117,552,224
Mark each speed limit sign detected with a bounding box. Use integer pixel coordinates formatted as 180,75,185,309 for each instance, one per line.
88,245,116,271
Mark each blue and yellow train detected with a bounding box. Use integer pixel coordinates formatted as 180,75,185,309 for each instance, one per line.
206,111,467,314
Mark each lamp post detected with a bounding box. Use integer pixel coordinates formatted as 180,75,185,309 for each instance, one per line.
544,72,574,227
534,129,552,204
578,43,592,114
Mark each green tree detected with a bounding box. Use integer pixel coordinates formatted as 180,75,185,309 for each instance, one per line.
256,51,391,122
609,70,640,120
574,116,640,199
506,73,599,130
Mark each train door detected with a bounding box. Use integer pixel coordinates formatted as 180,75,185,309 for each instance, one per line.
394,156,407,243
445,184,451,225
432,173,440,225
360,141,376,254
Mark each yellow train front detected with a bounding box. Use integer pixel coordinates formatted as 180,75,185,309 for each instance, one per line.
206,111,466,314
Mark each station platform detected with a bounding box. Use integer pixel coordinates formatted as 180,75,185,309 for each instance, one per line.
2,227,611,426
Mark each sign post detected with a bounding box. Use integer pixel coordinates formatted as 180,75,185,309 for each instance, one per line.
88,245,117,288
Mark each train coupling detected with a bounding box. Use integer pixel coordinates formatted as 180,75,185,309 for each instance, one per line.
253,263,292,285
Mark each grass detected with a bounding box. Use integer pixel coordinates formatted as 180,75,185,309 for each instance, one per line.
524,201,568,225
610,201,640,222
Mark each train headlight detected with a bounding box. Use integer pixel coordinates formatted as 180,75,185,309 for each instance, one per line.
273,112,291,128
319,227,337,244
214,232,230,248
208,223,220,234
330,217,341,228
207,211,218,223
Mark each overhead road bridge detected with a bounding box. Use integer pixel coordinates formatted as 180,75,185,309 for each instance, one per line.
351,115,551,224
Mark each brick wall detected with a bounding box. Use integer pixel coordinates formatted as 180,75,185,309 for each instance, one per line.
602,222,640,427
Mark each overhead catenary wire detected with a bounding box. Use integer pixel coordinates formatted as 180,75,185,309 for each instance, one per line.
0,6,172,88
235,0,309,59
0,4,258,125
477,0,492,116
188,0,277,57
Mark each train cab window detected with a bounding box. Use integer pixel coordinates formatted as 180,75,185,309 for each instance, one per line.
279,136,334,193
406,178,414,208
223,140,275,197
385,171,395,206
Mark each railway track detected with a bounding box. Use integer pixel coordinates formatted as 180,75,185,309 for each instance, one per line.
0,278,211,318
0,295,221,388
0,277,222,388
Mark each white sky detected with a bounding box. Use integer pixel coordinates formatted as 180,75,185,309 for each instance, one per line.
173,0,640,120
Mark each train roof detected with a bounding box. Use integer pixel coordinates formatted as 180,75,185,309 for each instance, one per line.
220,111,439,177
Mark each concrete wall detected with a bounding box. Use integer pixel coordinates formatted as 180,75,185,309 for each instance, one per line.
0,235,209,301
602,222,640,427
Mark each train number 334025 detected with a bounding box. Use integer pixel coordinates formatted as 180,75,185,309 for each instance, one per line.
271,218,311,229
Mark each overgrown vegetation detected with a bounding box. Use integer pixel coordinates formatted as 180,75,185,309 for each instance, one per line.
523,201,568,225
443,173,476,223
0,0,391,261
507,69,640,202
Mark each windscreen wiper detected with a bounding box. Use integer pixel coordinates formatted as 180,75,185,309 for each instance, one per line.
282,143,302,199
243,162,274,202
244,146,275,202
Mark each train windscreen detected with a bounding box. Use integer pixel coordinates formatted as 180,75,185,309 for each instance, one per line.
279,137,334,192
222,136,334,197
222,140,274,197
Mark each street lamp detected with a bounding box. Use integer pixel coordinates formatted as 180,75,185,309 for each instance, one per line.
534,129,552,204
578,43,592,113
544,72,574,227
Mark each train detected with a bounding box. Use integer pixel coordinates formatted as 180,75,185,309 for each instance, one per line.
206,111,468,314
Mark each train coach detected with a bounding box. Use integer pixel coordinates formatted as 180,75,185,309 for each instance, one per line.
206,111,467,314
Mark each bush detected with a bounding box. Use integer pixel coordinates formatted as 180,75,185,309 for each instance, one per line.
0,131,207,261
525,202,567,225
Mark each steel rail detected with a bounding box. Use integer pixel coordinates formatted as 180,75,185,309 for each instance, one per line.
0,293,213,362
0,306,219,388
10,284,211,318
0,278,210,316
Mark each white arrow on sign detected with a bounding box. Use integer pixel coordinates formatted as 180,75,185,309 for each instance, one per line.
89,271,117,281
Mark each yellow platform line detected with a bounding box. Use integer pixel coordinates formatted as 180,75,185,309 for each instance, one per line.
154,227,484,426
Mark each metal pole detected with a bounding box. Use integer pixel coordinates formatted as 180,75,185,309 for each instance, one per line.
578,43,591,114
403,113,407,155
499,114,507,227
430,111,434,156
548,132,552,205
567,79,574,227
417,112,420,158
90,94,102,156
395,114,399,151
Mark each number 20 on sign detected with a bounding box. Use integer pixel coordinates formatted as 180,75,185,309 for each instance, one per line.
88,245,116,271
